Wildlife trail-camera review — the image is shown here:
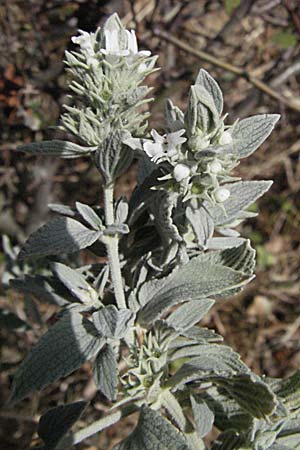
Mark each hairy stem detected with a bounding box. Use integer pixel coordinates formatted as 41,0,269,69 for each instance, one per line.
56,405,138,449
103,185,127,309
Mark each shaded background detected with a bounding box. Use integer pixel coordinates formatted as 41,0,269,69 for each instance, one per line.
0,0,300,448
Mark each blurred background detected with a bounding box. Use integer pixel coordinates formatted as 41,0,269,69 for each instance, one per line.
0,0,300,448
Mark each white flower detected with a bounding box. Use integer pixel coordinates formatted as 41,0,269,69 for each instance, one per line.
166,129,186,156
208,160,222,174
72,30,98,67
214,187,230,203
173,164,190,182
143,130,165,161
219,130,232,145
101,29,129,57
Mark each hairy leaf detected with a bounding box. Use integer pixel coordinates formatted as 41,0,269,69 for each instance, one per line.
191,395,214,438
195,68,223,115
186,202,214,248
52,262,98,305
37,401,87,449
137,242,254,325
19,217,102,260
92,305,135,339
211,181,272,227
113,406,188,450
17,140,95,158
160,390,186,431
232,114,280,158
93,344,118,401
75,202,103,229
10,311,102,402
210,430,247,449
167,299,215,332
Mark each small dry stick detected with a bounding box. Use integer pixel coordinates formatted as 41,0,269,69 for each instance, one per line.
153,28,300,113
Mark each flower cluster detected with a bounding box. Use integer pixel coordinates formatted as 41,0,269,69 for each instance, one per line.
126,71,238,204
61,14,157,147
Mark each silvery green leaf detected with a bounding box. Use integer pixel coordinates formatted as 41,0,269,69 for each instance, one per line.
202,240,255,276
10,311,101,403
10,275,70,306
0,308,30,331
185,85,219,135
191,395,214,438
168,343,216,362
167,299,215,332
204,388,253,432
18,217,102,260
113,405,189,450
277,370,300,410
137,242,254,325
75,202,103,230
232,114,280,158
207,237,246,249
253,430,278,450
211,180,272,227
165,99,185,132
48,203,77,218
92,305,135,339
195,69,223,115
185,431,206,450
17,140,95,158
95,131,134,183
216,374,277,419
186,202,214,248
181,326,223,343
160,390,186,431
115,197,129,224
210,430,247,450
137,153,157,185
168,344,249,389
149,191,182,244
93,343,118,401
52,263,99,305
37,401,87,450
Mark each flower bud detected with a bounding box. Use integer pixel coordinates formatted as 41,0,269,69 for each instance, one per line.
208,160,222,174
219,131,232,145
173,164,190,182
214,187,230,203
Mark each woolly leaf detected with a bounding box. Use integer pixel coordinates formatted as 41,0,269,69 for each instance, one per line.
232,114,280,158
93,344,118,401
168,344,249,388
17,140,95,158
113,406,188,450
167,299,215,332
92,305,135,339
10,311,101,403
191,395,214,438
210,430,246,449
75,202,103,229
195,69,223,115
216,374,277,419
37,401,87,450
137,242,255,325
186,203,214,248
160,390,186,431
211,181,272,227
52,262,99,305
18,217,102,260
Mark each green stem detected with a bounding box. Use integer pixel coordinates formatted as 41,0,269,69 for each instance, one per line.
103,185,127,310
56,405,138,449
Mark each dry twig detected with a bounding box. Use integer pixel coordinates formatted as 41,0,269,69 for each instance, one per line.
153,28,300,113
